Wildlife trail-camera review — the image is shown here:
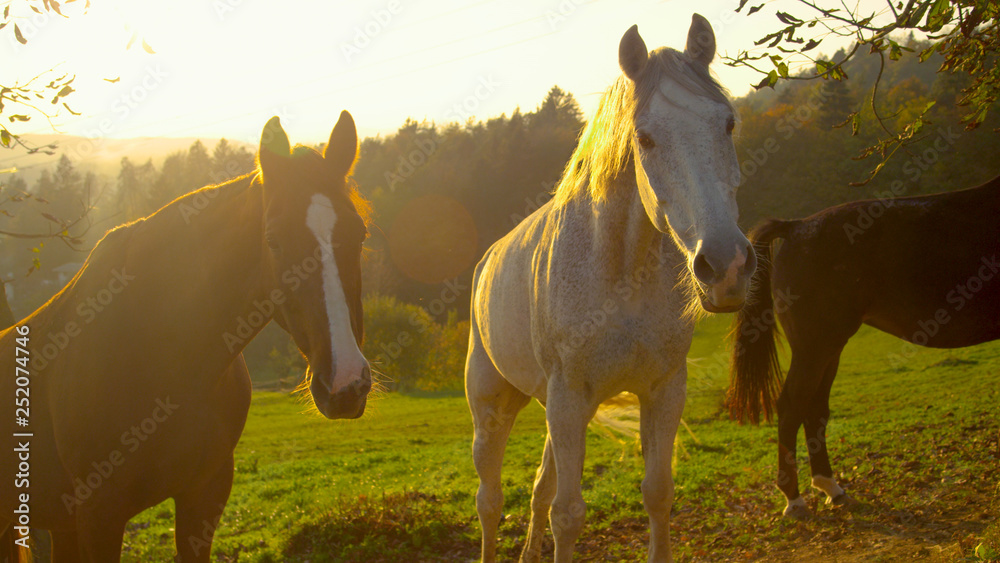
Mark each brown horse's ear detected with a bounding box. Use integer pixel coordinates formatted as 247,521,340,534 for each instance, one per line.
325,110,359,177
684,13,715,67
259,116,290,173
619,25,648,82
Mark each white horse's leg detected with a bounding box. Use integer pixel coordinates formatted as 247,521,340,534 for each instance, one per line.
546,386,592,563
467,341,530,563
520,434,555,563
639,365,687,563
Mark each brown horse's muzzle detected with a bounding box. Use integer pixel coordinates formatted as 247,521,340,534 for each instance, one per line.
309,365,372,419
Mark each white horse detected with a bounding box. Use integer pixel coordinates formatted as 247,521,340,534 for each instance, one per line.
465,15,755,563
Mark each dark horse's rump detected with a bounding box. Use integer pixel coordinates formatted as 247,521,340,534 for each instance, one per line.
729,174,1000,517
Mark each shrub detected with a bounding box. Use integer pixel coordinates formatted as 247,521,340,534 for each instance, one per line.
362,294,468,392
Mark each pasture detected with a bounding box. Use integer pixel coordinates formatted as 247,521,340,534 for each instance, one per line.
105,314,1000,562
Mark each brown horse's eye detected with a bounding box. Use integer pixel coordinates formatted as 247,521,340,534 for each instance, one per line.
726,117,736,135
636,131,655,150
265,233,281,251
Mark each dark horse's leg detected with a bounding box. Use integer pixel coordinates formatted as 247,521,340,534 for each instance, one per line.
173,455,235,562
776,337,853,518
802,354,857,507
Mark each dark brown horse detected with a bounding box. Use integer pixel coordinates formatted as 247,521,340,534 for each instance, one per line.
728,174,1000,518
0,112,372,561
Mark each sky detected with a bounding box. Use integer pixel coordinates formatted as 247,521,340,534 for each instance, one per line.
1,0,892,146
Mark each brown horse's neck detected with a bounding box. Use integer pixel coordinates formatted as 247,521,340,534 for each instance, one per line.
26,174,271,376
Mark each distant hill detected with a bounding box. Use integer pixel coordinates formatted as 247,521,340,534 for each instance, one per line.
0,134,255,186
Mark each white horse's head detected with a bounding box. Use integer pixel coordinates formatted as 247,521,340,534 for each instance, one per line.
620,15,755,313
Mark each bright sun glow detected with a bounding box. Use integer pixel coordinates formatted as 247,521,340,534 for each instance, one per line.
1,0,884,144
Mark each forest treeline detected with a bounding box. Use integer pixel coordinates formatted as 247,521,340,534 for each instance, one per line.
2,39,999,389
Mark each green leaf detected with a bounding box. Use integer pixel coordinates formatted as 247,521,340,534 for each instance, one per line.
918,42,938,62
851,113,861,136
777,62,789,78
802,38,820,52
889,40,902,61
14,23,26,45
924,0,952,32
747,4,764,15
0,130,10,147
141,39,155,54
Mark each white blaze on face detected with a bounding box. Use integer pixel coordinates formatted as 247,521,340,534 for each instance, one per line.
305,193,369,394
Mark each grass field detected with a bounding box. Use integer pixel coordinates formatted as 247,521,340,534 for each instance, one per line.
116,314,1000,562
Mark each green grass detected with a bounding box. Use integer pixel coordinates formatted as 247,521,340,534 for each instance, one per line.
117,315,1000,562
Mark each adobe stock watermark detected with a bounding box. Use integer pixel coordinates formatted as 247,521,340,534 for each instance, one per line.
842,126,963,244
545,0,586,30
341,0,402,64
61,397,180,514
221,241,335,352
887,254,1000,369
509,180,558,226
187,502,227,556
33,268,136,371
213,0,247,21
371,276,466,368
179,106,295,224
740,80,836,180
381,76,500,191
62,65,170,163
382,135,437,192
444,75,501,123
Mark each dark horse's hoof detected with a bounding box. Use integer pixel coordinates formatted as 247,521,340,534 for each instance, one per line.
828,493,860,509
783,503,813,520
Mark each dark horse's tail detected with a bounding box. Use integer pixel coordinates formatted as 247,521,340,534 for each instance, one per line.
727,219,797,424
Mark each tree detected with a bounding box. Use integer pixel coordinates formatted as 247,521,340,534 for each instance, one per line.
727,0,999,184
210,139,255,183
184,140,212,190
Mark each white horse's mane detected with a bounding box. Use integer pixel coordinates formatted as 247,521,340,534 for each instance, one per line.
553,47,734,206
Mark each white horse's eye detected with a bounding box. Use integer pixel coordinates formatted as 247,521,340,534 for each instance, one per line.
726,117,736,135
636,131,655,150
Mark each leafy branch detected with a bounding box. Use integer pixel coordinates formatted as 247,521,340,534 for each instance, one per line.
726,0,999,184
0,0,84,153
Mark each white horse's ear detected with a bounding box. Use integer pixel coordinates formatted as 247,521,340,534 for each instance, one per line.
619,25,647,81
685,13,715,67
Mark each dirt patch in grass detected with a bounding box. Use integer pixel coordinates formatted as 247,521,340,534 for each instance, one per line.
489,418,1000,562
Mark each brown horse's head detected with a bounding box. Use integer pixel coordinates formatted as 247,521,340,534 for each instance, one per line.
257,112,371,419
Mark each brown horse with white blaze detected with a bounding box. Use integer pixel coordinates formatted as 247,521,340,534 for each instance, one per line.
729,174,1000,518
0,112,371,561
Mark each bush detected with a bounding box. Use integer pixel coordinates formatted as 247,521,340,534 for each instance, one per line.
362,294,468,392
